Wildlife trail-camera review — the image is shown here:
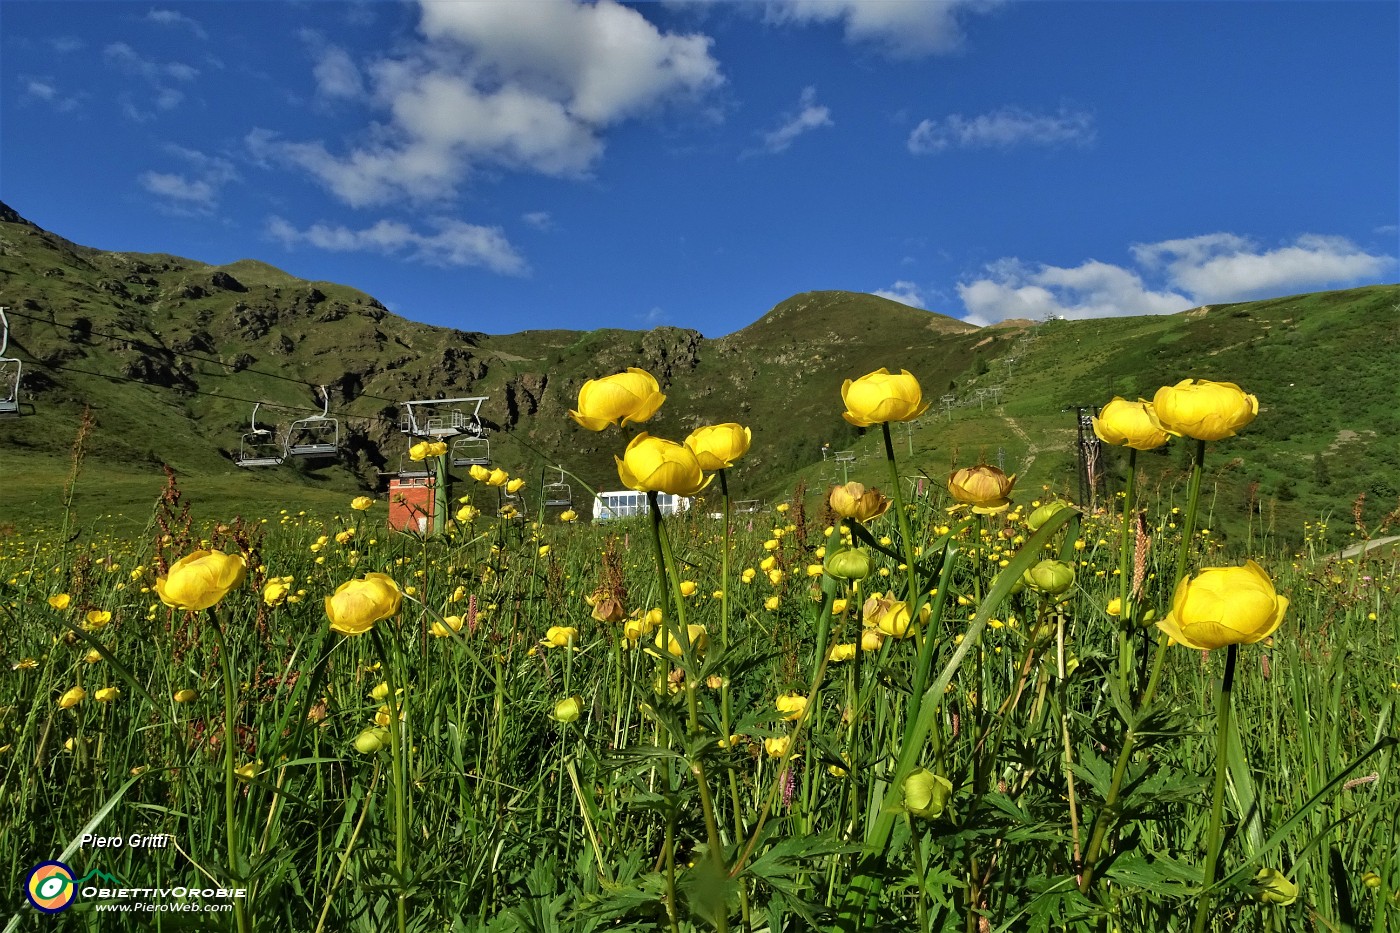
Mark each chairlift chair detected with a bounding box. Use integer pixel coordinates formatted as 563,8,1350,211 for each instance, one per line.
449,416,490,467
284,386,340,458
543,467,572,508
0,307,20,417
236,402,284,468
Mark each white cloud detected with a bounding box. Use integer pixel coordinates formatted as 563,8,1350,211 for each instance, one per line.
958,233,1395,325
909,106,1094,154
873,281,926,308
49,36,84,54
138,145,237,215
140,172,217,209
253,0,723,207
312,46,364,100
267,215,528,275
753,86,832,155
21,78,83,112
522,211,554,231
146,9,208,40
1131,233,1394,302
763,0,998,58
958,258,1188,326
104,42,199,82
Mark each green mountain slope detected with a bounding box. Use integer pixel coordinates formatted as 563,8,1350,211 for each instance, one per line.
1,200,1395,545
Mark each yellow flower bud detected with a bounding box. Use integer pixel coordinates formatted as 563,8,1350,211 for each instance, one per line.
354,727,391,754
552,695,583,723
903,767,953,819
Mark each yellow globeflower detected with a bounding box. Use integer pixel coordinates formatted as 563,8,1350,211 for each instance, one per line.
559,509,578,523
616,434,711,497
764,736,791,759
1156,561,1288,651
679,580,698,597
506,478,525,494
455,505,479,523
860,629,884,652
623,610,660,642
173,688,199,703
1152,379,1258,441
540,626,578,648
903,767,954,819
569,368,666,431
351,496,374,511
655,623,708,657
684,423,752,471
428,613,462,636
775,692,808,720
85,610,112,628
354,727,391,754
828,643,858,662
840,368,930,427
552,695,583,723
48,594,72,611
156,551,247,611
1092,398,1170,450
469,464,490,482
829,482,891,522
94,686,121,702
58,686,86,709
324,573,403,636
486,468,509,487
263,579,292,607
948,465,1016,514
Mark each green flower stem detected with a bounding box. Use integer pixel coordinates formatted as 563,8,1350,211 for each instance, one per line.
1080,438,1209,893
1175,439,1209,587
1192,644,1238,933
1116,448,1138,696
881,422,946,770
370,627,410,933
881,422,923,616
209,613,251,933
648,491,729,932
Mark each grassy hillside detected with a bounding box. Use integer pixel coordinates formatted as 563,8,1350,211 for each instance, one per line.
1,199,1396,547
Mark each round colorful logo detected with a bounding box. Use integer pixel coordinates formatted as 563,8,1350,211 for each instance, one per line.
26,862,77,913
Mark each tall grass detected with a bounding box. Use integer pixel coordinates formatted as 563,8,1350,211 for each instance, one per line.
0,431,1396,931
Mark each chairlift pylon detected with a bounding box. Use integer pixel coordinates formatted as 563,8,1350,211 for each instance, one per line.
0,307,21,417
236,402,284,468
543,467,572,508
284,385,340,458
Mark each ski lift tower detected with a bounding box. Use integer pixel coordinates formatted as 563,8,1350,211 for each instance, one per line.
399,397,489,535
1064,405,1106,511
0,307,21,417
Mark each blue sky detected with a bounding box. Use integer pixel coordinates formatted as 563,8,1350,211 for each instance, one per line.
4,1,1397,336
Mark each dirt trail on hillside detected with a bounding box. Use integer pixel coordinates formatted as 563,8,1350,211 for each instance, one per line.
1001,413,1039,476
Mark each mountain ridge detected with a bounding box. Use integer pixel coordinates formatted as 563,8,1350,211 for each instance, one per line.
2,198,1397,545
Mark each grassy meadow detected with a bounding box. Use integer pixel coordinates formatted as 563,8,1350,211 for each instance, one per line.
0,369,1398,933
